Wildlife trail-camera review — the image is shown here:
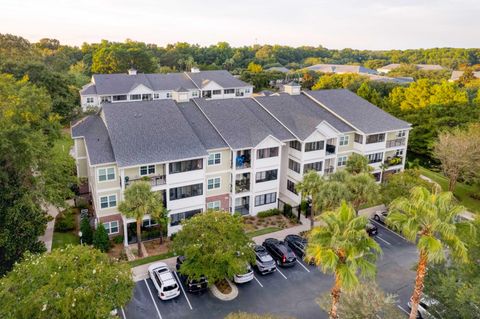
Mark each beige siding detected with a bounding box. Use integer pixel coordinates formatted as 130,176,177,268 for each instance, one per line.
206,172,231,196
94,165,120,191
95,189,121,218
206,149,231,173
75,139,87,158
77,158,88,177
338,133,354,152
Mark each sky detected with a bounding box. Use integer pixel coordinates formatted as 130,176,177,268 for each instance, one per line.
1,0,479,50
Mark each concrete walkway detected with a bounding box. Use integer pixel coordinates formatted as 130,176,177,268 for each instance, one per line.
38,205,60,252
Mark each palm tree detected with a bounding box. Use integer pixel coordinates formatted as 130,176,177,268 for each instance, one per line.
150,203,168,245
346,172,380,214
307,201,381,319
119,181,165,257
296,170,324,229
387,186,473,319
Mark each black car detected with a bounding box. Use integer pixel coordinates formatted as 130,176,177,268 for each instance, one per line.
284,234,307,258
253,245,276,275
262,238,296,267
176,256,208,293
366,223,378,236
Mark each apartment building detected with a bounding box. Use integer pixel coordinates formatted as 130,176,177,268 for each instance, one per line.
80,68,253,110
72,85,410,246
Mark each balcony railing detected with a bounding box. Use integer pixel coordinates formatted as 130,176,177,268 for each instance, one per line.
384,156,403,167
125,175,166,188
324,166,335,175
386,138,406,148
235,179,250,193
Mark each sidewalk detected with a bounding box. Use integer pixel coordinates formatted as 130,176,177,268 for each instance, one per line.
38,205,60,252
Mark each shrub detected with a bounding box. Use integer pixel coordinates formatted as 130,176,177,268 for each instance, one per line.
283,204,293,218
80,217,93,245
469,193,480,200
93,224,110,252
113,235,124,245
75,197,89,209
257,209,281,218
300,200,308,213
55,209,76,232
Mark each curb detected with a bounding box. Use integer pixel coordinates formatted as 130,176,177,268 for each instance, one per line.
209,279,238,301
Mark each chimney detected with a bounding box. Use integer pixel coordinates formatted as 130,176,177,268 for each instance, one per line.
128,68,137,75
190,67,200,73
283,81,301,95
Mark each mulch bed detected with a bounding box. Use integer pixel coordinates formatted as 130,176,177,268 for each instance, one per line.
243,214,298,232
215,279,232,294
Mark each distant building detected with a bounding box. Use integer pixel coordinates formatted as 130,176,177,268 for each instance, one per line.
306,64,378,75
377,64,445,74
449,70,480,82
366,74,414,84
266,66,290,73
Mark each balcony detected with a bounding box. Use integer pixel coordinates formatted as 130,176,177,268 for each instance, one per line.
235,173,250,193
234,204,250,215
326,144,336,155
384,156,403,167
386,138,406,148
235,150,251,169
324,166,335,175
125,175,166,188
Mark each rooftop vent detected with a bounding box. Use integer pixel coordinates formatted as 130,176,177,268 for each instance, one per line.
190,67,200,73
128,68,137,75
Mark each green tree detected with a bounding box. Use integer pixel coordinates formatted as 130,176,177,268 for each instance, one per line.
119,181,164,257
0,74,75,276
148,196,168,245
356,82,383,106
172,211,254,285
381,169,433,204
346,173,380,213
0,245,133,319
296,170,324,229
80,217,93,245
307,201,381,319
93,223,110,252
345,153,371,175
387,187,473,319
247,62,263,73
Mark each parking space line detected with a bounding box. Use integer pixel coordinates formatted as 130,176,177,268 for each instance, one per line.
120,307,126,319
253,275,264,288
173,272,193,310
144,279,163,319
376,235,392,246
276,268,288,279
397,305,409,315
370,219,408,241
296,260,311,273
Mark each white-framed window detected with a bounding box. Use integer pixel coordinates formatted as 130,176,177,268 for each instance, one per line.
153,93,160,99
254,192,276,207
100,194,117,209
142,218,158,227
86,97,94,104
337,155,348,167
207,177,221,190
339,136,349,146
207,201,221,210
129,94,141,100
140,165,155,176
397,130,406,138
208,152,221,165
98,167,115,182
192,90,199,97
166,92,172,98
103,221,119,235
212,90,222,95
245,88,251,93
224,89,235,94
395,149,404,157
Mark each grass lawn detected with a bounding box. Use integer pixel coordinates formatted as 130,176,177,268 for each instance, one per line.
419,167,480,214
52,232,79,250
128,251,175,268
246,227,282,238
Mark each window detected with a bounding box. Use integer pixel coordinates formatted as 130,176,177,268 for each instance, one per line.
257,147,279,159
395,149,404,157
337,156,348,167
207,177,221,190
86,97,94,104
224,89,235,94
367,152,383,163
129,94,141,100
142,94,152,101
245,88,251,93
100,194,117,209
339,136,349,146
287,180,297,194
153,93,160,99
142,219,158,227
289,140,301,151
101,96,111,103
166,92,172,98
305,141,324,152
102,221,119,235
98,167,115,182
169,183,203,201
207,201,221,210
140,165,155,176
354,133,363,144
366,133,386,144
289,159,300,173
254,192,277,207
304,161,323,173
170,209,202,226
255,169,278,183
112,95,127,102
397,130,406,138
208,153,221,165
192,91,198,97
169,159,203,174
212,90,222,95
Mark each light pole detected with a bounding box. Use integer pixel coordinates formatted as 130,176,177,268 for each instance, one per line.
78,231,83,245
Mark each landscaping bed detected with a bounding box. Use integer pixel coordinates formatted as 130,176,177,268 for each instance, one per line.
215,279,232,294
243,209,299,235
143,238,171,256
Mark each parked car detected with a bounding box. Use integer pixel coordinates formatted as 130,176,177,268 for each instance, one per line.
373,209,388,223
253,245,276,275
175,256,208,293
407,295,443,319
148,262,181,300
234,264,254,283
262,238,296,267
366,222,378,236
284,234,307,258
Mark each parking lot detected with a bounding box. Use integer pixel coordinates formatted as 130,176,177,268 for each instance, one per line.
121,219,418,319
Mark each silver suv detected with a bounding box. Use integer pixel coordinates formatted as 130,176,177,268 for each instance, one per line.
373,209,388,223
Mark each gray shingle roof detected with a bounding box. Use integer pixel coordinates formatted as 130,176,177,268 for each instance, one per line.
80,83,97,95
378,64,444,71
71,116,115,165
177,101,228,150
194,98,288,149
305,89,411,134
266,66,290,73
255,94,354,140
306,64,377,75
187,70,251,89
102,100,207,167
450,70,480,81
